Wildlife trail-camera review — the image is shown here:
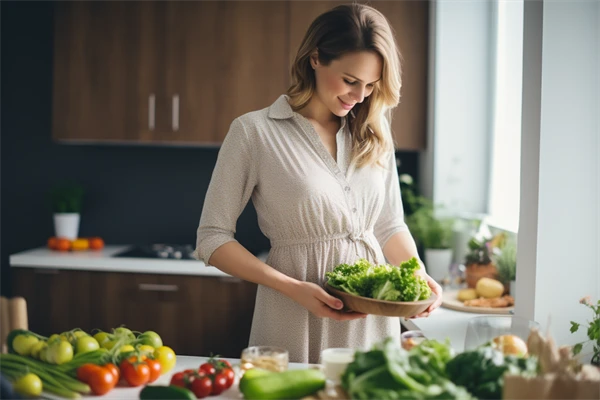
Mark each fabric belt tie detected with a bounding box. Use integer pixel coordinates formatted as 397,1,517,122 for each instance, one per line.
270,230,379,263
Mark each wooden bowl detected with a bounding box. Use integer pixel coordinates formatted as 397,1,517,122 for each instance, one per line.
324,283,437,317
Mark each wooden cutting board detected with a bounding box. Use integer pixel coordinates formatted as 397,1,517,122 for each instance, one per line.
441,290,513,314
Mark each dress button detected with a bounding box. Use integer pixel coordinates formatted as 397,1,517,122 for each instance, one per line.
352,207,357,213
345,186,351,192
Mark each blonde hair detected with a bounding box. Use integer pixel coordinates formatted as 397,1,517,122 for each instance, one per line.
287,3,402,168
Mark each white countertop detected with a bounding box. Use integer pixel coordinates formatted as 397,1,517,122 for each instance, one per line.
44,355,314,400
402,306,492,353
9,246,234,277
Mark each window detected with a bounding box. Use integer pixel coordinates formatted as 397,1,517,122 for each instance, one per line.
487,0,524,233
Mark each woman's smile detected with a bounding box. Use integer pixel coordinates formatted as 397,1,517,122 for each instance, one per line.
338,97,355,110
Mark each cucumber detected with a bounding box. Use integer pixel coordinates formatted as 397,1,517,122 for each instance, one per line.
240,369,326,400
239,368,273,393
139,385,196,400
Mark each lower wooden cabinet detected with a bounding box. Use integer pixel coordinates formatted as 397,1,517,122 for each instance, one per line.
12,269,257,358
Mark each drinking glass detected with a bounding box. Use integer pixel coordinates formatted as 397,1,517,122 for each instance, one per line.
240,346,288,373
464,315,540,351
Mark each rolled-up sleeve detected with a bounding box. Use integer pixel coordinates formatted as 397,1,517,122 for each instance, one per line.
193,118,258,264
374,150,409,249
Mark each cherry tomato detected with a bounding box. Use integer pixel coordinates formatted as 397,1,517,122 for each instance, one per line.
170,371,186,388
146,359,162,383
211,372,229,395
221,367,235,388
120,358,150,387
199,363,215,376
210,358,233,373
191,376,212,399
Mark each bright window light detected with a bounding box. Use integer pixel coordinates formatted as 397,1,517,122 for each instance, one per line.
487,0,524,233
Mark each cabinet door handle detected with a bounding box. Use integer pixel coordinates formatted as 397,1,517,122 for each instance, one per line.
138,283,179,292
172,94,179,131
148,94,156,131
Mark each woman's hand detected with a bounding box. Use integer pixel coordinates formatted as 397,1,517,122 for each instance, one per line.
285,281,367,321
411,273,443,318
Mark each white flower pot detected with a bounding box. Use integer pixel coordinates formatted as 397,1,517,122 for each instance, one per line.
53,213,80,240
424,248,453,283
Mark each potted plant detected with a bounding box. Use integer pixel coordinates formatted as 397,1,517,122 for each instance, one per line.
50,183,84,240
570,296,600,366
402,182,455,283
463,236,500,288
494,240,517,296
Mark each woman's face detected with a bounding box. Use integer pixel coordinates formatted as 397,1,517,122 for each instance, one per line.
311,50,383,117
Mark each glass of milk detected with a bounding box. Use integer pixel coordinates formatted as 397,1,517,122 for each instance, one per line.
320,348,355,394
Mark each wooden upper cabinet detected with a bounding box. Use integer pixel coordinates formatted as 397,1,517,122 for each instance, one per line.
161,1,288,144
52,2,158,142
52,1,426,148
288,1,429,150
52,1,288,145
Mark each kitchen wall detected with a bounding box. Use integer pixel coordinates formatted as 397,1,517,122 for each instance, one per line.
0,1,421,296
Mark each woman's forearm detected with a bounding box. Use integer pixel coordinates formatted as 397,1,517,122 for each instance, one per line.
207,241,300,296
382,231,426,275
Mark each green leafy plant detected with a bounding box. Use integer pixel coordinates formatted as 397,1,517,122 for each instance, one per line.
570,296,600,366
494,240,517,283
407,204,454,250
400,174,454,250
50,184,84,213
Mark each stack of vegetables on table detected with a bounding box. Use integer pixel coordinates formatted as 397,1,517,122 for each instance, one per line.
1,326,175,398
325,257,432,302
336,335,542,400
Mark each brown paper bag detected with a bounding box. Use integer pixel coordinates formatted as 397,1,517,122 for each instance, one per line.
503,374,600,400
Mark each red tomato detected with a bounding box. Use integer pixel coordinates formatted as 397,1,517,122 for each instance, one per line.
199,363,215,376
88,367,117,395
77,364,102,382
191,376,212,399
104,363,120,382
77,364,116,395
146,359,162,383
211,373,229,395
221,368,235,388
170,371,186,388
212,359,232,369
120,358,150,387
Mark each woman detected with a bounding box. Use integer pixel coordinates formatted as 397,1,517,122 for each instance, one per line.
194,3,442,363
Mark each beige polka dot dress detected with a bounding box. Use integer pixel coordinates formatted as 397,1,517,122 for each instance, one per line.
194,95,409,363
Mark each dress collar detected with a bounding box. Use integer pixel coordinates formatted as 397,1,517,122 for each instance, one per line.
268,94,347,131
268,95,294,120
